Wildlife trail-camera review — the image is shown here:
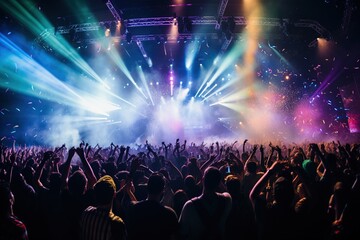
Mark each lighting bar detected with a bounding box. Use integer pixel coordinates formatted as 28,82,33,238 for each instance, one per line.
106,0,122,22
35,17,330,45
220,35,233,52
136,40,148,58
215,0,229,29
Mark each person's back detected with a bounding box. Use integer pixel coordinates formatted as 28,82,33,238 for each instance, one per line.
126,173,178,240
80,175,125,240
81,206,125,240
250,163,302,240
0,215,28,240
225,175,257,240
126,199,178,240
242,161,263,198
0,182,28,240
179,167,232,240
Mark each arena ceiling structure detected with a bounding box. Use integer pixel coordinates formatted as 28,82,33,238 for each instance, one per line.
31,0,358,67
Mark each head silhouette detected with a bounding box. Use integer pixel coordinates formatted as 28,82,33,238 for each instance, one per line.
203,167,221,192
94,175,116,205
147,173,165,196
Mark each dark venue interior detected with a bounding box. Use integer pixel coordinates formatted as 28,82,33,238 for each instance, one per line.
0,1,360,240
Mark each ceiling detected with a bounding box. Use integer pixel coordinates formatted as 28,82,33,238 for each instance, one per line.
3,0,352,34
1,1,359,44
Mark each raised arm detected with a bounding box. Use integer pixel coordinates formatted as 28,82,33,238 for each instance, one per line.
76,147,97,189
242,139,248,154
6,151,16,184
311,143,331,171
200,154,217,172
116,146,126,166
259,145,266,172
34,151,53,188
161,142,168,160
249,161,283,204
60,147,76,189
166,159,183,179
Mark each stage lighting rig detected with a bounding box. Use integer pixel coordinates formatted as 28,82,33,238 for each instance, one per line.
105,0,122,22
215,0,229,30
35,16,330,53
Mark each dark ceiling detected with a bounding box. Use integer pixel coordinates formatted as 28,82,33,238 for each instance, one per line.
1,0,359,43
17,0,357,33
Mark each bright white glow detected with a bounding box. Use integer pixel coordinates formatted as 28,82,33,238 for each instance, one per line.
185,41,201,70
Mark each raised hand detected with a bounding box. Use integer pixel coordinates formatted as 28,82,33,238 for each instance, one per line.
260,145,264,152
10,152,16,165
68,147,76,159
43,151,54,161
120,145,126,153
76,147,86,160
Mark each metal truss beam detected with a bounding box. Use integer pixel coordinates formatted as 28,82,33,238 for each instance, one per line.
220,36,233,52
136,39,148,58
83,33,220,44
294,19,329,37
215,0,229,30
34,16,330,49
105,0,122,22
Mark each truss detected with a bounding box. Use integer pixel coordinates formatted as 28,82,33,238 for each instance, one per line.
34,16,330,53
106,0,122,22
215,0,229,30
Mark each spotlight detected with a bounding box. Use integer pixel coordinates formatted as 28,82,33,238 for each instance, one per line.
173,13,177,25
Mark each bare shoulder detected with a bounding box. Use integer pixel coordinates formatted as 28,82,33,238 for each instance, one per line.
217,192,232,204
217,192,231,199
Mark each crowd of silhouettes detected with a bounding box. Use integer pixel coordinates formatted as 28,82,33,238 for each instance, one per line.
1,138,360,240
